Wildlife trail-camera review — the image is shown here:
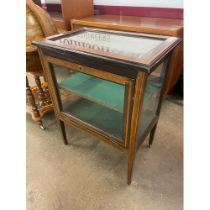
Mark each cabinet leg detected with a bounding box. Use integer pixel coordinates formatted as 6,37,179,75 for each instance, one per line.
127,142,136,185
127,72,148,185
149,124,157,148
57,119,68,145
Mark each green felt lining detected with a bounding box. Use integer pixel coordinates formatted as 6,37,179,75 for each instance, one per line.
62,98,124,140
59,72,125,113
59,72,160,113
58,72,161,139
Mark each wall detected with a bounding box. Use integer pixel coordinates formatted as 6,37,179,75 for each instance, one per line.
94,0,183,8
42,0,60,3
93,0,183,19
42,0,183,19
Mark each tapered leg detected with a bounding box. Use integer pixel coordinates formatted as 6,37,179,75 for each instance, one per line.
149,124,157,148
127,72,148,185
127,140,137,185
26,75,44,129
57,119,68,145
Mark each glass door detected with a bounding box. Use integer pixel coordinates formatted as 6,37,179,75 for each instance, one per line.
49,62,132,146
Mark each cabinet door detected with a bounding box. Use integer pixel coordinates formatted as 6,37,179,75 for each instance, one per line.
49,61,133,147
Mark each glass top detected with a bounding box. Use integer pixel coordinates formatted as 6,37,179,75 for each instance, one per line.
51,30,165,60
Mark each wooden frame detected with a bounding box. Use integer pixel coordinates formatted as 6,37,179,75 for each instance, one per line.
40,28,179,72
34,28,180,184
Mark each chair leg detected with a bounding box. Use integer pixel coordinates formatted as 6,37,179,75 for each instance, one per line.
26,75,45,129
34,75,45,106
43,77,51,105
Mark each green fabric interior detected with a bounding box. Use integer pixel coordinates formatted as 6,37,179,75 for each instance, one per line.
62,98,123,140
59,72,159,113
58,72,161,140
59,72,125,113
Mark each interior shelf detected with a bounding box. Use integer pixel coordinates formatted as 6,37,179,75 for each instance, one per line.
62,97,124,140
59,72,125,113
58,72,160,114
58,72,161,140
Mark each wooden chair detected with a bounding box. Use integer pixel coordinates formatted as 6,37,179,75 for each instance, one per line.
26,0,58,129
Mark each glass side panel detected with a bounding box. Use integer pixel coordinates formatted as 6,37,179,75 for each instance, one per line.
137,60,167,142
51,30,164,59
51,64,125,141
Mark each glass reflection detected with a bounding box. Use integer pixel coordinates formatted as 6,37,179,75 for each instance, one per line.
53,31,164,59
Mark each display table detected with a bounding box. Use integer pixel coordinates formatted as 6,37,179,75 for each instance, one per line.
33,28,180,184
71,15,183,93
26,0,58,129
